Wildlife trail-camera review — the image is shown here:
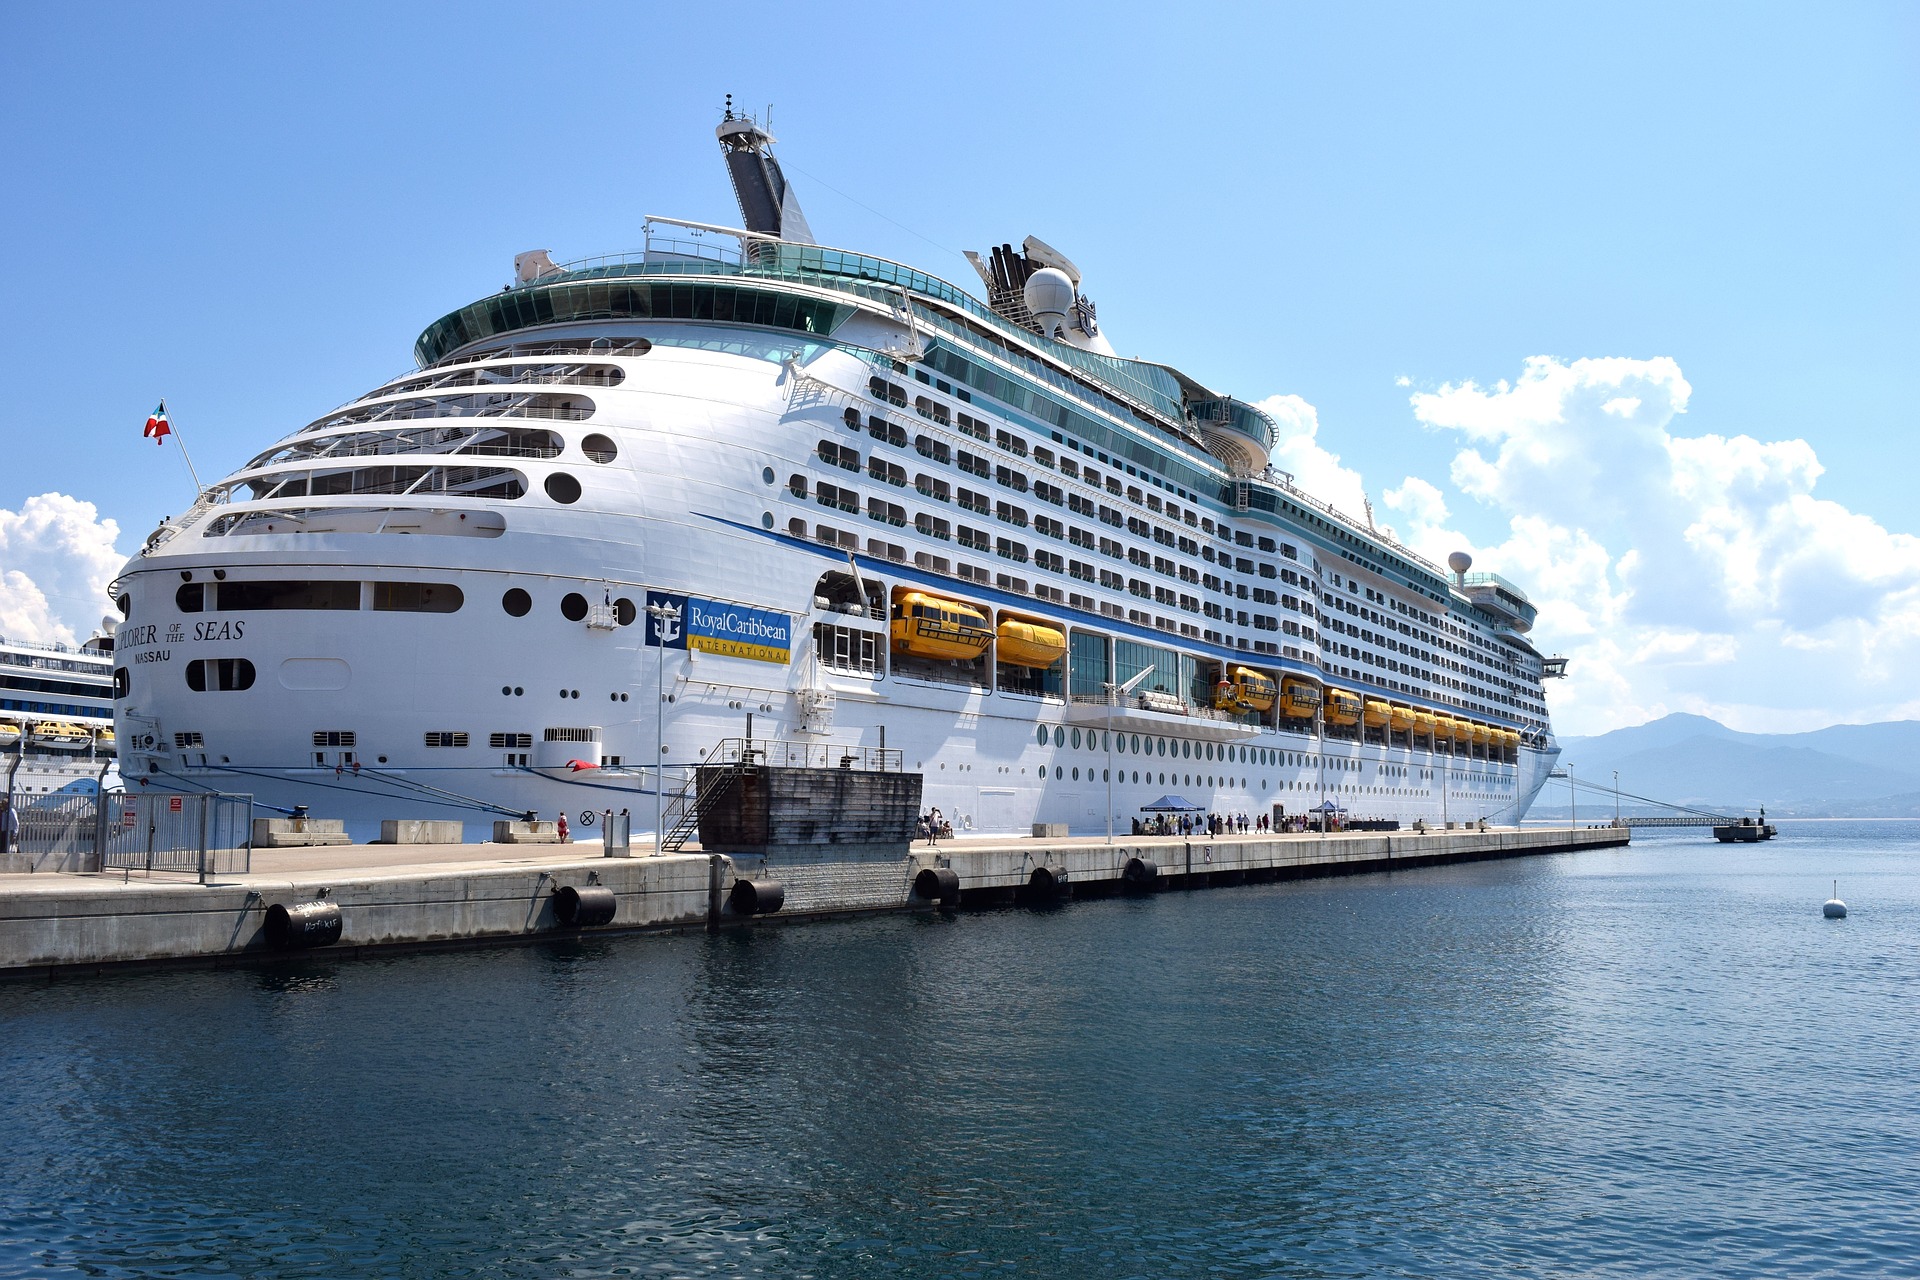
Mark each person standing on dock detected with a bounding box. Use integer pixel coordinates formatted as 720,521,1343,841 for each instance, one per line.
0,797,15,857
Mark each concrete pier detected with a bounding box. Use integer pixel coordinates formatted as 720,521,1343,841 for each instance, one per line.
0,825,1627,980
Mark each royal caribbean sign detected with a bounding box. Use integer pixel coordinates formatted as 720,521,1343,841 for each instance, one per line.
643,591,792,665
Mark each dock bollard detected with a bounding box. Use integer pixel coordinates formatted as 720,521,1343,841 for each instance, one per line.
554,883,618,927
264,899,342,950
913,866,961,906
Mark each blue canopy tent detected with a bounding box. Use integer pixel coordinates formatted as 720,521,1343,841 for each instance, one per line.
1309,800,1347,814
1141,795,1205,813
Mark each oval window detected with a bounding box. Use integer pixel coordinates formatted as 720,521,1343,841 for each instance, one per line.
581,434,618,463
1054,726,1066,748
502,588,532,617
560,592,589,622
545,472,583,504
1036,726,1048,746
1070,728,1081,749
614,597,637,626
763,466,777,485
1071,767,1080,781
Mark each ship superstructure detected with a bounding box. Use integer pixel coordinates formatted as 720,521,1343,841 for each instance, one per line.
2,633,118,798
109,109,1561,840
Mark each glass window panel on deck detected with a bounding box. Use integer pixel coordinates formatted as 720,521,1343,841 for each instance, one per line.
1068,630,1109,700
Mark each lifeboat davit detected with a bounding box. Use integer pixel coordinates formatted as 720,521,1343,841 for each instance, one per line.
1278,676,1321,719
891,592,991,661
1363,699,1392,729
995,617,1066,668
1324,688,1362,727
1389,705,1416,733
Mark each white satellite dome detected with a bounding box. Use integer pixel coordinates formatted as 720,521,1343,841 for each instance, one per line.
1022,267,1075,335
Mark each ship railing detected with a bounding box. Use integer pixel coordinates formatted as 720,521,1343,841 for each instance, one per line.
707,736,904,773
1065,692,1257,727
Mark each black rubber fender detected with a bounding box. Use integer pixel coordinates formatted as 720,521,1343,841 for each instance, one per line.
264,900,342,950
554,883,617,927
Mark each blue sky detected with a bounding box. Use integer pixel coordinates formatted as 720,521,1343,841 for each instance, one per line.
1,2,1915,734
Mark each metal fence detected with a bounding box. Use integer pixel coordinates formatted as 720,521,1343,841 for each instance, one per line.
97,791,254,880
7,791,101,873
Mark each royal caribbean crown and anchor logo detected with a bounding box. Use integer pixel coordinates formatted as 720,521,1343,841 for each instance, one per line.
643,590,792,665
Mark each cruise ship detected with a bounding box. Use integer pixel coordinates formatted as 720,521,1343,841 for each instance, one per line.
2,632,119,798
109,108,1563,841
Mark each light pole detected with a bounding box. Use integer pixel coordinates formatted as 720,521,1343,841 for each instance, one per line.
646,598,682,853
1567,763,1576,830
1105,665,1155,844
1613,769,1620,827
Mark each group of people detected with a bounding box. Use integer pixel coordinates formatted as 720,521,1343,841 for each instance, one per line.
1132,811,1272,838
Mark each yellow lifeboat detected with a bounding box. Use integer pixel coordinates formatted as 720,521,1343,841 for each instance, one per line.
995,617,1066,668
35,721,90,751
1414,711,1439,739
0,720,19,749
1449,717,1473,743
95,727,117,754
891,592,991,661
1389,705,1416,733
1363,699,1392,729
1278,676,1321,719
1231,667,1277,712
1324,687,1362,727
1471,722,1493,746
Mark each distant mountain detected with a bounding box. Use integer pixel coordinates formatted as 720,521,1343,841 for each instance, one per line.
1548,714,1920,817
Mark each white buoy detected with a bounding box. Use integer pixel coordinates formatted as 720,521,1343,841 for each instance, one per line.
1822,880,1847,919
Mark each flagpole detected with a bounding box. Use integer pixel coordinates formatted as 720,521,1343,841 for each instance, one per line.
160,399,205,495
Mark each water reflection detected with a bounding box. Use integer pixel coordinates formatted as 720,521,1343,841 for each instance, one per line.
1,824,1916,1277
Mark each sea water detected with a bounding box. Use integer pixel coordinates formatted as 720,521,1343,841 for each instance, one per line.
2,821,1915,1278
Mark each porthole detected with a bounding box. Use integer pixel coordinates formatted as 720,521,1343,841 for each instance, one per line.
1131,735,1140,752
1070,728,1081,749
761,512,774,529
545,472,582,504
762,466,777,485
560,592,589,622
614,597,636,626
1071,767,1080,781
1054,726,1066,748
581,434,618,463
1182,741,1192,759
502,588,532,617
1116,735,1127,754
1036,726,1048,746
1055,765,1063,779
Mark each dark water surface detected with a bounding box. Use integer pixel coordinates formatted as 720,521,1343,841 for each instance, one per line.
3,822,1916,1278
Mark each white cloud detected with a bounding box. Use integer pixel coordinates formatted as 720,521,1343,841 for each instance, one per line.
1253,393,1370,523
1269,356,1920,735
0,494,126,645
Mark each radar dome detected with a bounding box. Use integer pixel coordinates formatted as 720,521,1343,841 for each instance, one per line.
1447,551,1473,580
1022,267,1075,334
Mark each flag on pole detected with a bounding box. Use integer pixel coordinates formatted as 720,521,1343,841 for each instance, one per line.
143,401,172,445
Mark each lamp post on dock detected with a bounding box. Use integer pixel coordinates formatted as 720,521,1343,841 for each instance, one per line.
646,598,682,853
1613,769,1620,826
1104,665,1155,844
